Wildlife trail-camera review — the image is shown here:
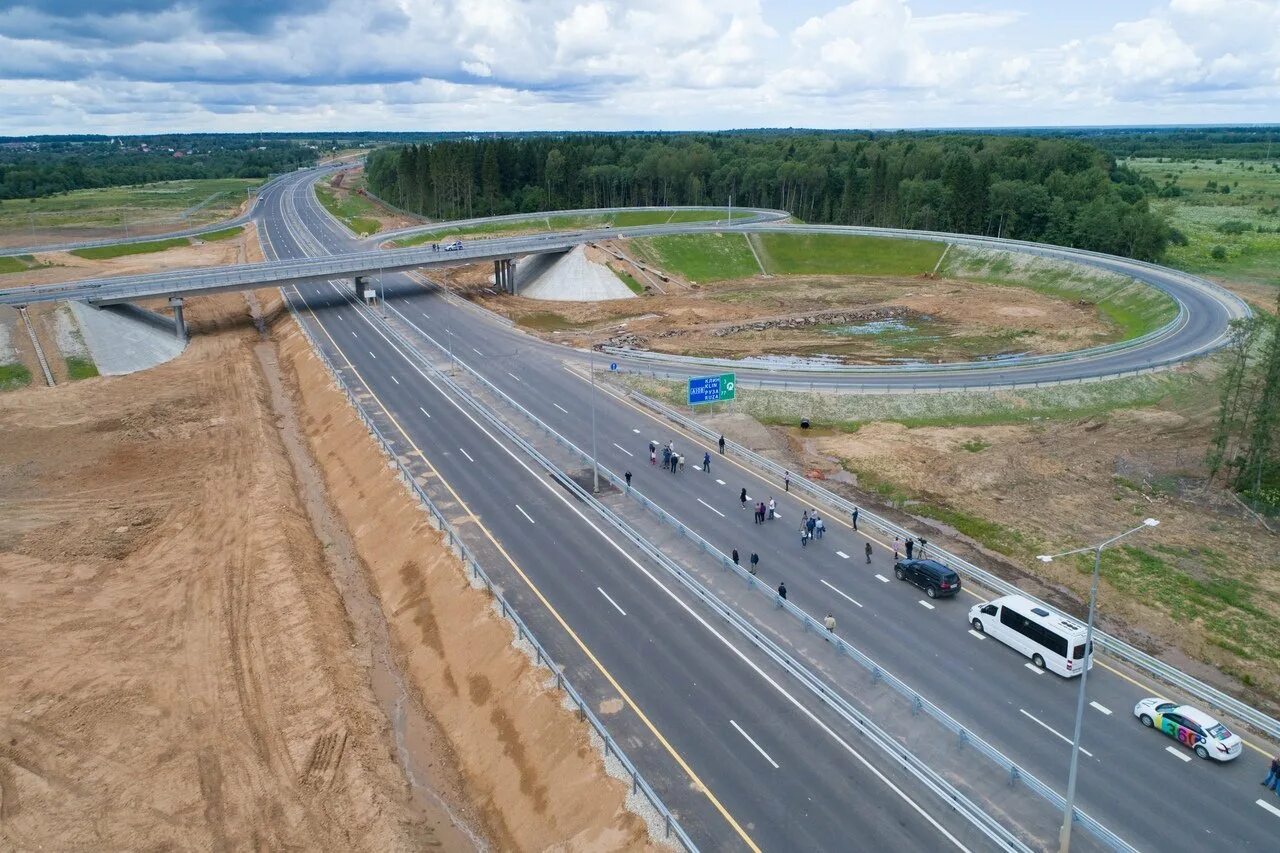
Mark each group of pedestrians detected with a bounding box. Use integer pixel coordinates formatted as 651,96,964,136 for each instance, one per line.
798,510,826,547
653,440,685,473
752,497,778,524
1263,754,1280,799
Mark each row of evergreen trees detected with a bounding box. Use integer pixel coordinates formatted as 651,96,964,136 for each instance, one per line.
365,132,1172,261
1208,289,1280,513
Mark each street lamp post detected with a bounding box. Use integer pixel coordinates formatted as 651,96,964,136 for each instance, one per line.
1039,517,1159,853
378,264,385,317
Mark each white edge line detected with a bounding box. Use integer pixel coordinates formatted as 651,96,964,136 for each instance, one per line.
729,720,779,769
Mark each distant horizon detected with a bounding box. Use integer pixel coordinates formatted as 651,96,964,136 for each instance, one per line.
4,122,1280,142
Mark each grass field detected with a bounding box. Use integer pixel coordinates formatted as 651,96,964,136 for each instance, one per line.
611,265,645,294
200,225,244,242
1125,157,1280,287
65,356,99,380
71,236,190,260
313,182,382,235
0,362,32,390
0,254,36,275
942,245,1179,340
0,178,259,234
627,232,761,282
752,233,946,276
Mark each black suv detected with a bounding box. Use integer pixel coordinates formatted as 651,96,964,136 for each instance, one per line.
893,559,961,599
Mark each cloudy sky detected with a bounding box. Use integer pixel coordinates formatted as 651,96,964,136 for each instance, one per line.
1,0,1276,135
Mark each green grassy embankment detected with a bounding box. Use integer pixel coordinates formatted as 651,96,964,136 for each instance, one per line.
941,246,1180,340
394,207,746,247
200,225,244,241
0,255,37,275
65,356,99,380
71,237,190,260
752,232,946,276
313,182,382,236
0,362,32,390
627,233,760,282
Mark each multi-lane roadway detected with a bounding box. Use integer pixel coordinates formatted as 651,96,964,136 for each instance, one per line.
251,168,1279,850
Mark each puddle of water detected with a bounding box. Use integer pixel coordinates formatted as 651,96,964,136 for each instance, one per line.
826,318,915,335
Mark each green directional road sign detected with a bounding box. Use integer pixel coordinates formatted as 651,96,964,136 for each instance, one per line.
687,373,736,405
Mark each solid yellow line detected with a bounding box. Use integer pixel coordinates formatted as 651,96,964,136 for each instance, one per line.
297,296,762,851
573,368,1279,757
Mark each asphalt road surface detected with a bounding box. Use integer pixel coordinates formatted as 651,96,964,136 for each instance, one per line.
260,168,1280,850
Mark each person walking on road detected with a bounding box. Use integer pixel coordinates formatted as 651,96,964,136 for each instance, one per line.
662,446,671,470
865,542,873,563
905,538,914,560
823,613,837,633
777,581,787,600
749,552,759,575
703,451,711,474
732,548,739,566
650,448,657,466
740,487,748,508
815,516,825,540
624,470,632,490
753,503,761,524
1263,754,1280,790
768,497,776,520
806,515,817,539
719,435,726,454
800,525,809,548
851,507,859,530
784,471,791,492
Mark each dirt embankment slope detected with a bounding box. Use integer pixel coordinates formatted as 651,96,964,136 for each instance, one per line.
0,291,431,849
276,318,658,851
1,277,659,849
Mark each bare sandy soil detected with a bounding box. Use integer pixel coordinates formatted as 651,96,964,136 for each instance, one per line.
439,262,1113,364
327,167,420,233
0,291,437,849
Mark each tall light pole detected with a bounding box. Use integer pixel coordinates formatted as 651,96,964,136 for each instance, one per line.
1039,517,1159,853
378,263,385,317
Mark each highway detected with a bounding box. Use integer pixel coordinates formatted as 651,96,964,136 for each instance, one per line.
255,169,1007,852
259,168,1280,849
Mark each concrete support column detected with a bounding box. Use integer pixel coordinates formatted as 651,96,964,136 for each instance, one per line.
506,258,517,294
355,275,368,301
493,260,504,293
169,296,187,341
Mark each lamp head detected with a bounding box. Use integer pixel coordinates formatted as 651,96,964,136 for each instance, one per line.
1143,518,1160,527
1036,555,1053,563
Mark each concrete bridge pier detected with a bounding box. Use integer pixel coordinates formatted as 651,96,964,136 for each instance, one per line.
355,275,371,303
494,258,517,294
169,297,187,341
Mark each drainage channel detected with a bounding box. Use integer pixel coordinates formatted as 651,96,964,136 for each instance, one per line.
18,306,55,386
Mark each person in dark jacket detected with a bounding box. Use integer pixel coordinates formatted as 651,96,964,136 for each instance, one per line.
624,470,632,490
703,451,711,474
777,581,787,600
1264,754,1280,790
749,552,759,575
905,538,914,559
718,435,726,454
740,487,748,507
731,548,739,566
865,542,873,564
851,507,859,530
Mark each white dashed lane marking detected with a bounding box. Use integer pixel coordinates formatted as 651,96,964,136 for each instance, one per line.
1090,701,1113,716
835,550,850,559
875,574,890,583
730,720,779,769
515,504,535,524
597,587,627,616
918,600,935,610
390,375,399,385
1019,709,1094,758
507,372,521,382
613,443,633,456
1256,799,1280,818
716,479,726,485
368,351,376,359
418,406,431,418
1166,746,1192,763
554,403,570,414
820,579,862,608
1024,663,1045,675
458,447,475,463
968,630,985,640
697,498,726,518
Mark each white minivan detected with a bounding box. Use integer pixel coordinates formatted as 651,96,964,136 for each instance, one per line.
969,595,1093,677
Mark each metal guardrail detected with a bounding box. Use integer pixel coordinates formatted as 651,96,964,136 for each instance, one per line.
631,391,1280,746
376,300,1117,853
282,291,698,853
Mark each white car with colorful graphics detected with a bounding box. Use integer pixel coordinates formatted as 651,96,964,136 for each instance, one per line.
1133,698,1243,761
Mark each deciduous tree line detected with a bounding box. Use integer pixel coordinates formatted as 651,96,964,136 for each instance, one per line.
365,132,1172,261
